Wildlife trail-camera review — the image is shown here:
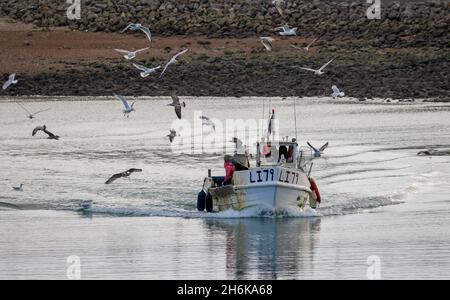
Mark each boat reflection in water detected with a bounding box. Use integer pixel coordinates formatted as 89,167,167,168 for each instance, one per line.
204,217,321,279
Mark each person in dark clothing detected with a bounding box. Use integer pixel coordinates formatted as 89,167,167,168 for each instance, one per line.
279,145,288,162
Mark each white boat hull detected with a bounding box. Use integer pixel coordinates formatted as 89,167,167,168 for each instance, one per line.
208,166,316,212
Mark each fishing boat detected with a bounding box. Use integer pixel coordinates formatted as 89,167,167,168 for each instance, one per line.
197,110,322,213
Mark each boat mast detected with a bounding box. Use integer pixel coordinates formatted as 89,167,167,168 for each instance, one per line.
293,96,299,142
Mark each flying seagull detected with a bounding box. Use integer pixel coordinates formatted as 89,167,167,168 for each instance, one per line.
160,49,189,78
167,92,186,119
167,129,177,143
132,63,161,78
16,102,50,119
105,168,143,184
291,37,318,52
331,85,345,99
307,142,329,158
114,94,136,117
121,23,152,42
274,25,297,36
260,37,275,52
300,59,334,76
32,125,59,140
200,115,216,131
272,0,285,17
114,47,149,60
12,184,24,192
2,73,18,90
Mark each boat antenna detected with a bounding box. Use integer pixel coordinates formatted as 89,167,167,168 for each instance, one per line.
308,163,314,177
261,98,265,141
293,94,299,142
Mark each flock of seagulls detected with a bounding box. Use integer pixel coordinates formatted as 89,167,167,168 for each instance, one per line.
114,24,191,143
260,1,346,99
3,1,347,194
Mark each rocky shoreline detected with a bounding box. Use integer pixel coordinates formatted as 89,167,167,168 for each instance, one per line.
3,48,448,100
0,1,449,100
0,0,449,48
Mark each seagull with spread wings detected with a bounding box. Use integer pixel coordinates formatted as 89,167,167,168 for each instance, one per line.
132,63,161,78
200,115,216,131
105,168,143,184
331,85,345,99
167,92,186,119
307,142,329,158
32,125,59,140
274,25,297,36
114,47,149,60
167,129,177,143
300,59,334,76
114,94,136,118
160,49,189,78
2,73,18,90
16,102,50,119
291,37,318,52
121,23,152,42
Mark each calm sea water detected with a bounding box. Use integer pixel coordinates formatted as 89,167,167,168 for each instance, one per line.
0,97,449,279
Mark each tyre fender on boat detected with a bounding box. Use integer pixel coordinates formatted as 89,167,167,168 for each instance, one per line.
205,193,214,213
197,190,206,211
309,178,321,204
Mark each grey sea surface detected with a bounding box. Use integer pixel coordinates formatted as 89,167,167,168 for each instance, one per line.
0,97,449,279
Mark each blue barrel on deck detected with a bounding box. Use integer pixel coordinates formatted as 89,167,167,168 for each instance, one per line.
197,190,206,211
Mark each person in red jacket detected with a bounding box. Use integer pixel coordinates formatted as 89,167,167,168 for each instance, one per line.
223,155,235,185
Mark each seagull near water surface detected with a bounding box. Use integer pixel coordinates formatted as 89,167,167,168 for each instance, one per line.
114,94,136,118
200,116,216,131
105,168,143,184
12,184,24,192
16,102,50,119
331,85,345,99
167,92,186,120
167,129,177,143
32,125,59,140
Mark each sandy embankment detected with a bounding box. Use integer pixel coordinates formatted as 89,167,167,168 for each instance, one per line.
0,17,449,100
